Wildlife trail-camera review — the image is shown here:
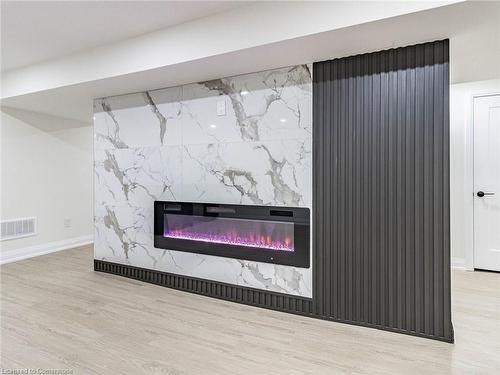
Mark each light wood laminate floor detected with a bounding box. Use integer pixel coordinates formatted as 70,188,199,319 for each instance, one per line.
1,245,499,374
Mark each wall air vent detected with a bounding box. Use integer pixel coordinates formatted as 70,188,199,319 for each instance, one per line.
0,217,37,241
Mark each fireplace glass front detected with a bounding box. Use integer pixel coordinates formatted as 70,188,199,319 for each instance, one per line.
164,214,295,252
154,201,310,267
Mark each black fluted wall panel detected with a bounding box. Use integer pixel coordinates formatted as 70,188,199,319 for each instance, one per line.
313,40,452,342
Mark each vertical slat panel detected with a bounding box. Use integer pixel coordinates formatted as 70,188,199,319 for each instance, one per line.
313,39,452,342
323,61,330,317
312,57,323,316
442,40,452,340
362,54,371,324
389,48,398,329
405,45,416,332
433,41,444,338
373,52,381,327
396,47,407,330
338,58,346,320
331,55,339,319
379,49,388,328
346,56,352,321
325,60,332,318
354,55,362,323
414,43,425,333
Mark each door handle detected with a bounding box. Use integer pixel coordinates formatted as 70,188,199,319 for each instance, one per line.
477,191,495,197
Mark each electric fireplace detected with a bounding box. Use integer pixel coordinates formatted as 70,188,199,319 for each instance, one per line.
154,201,310,268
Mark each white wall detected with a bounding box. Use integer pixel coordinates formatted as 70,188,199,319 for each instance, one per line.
450,79,500,267
0,108,93,261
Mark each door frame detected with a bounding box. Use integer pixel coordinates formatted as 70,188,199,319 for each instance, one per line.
464,92,500,270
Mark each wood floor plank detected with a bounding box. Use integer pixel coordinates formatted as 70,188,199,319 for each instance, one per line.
1,245,499,374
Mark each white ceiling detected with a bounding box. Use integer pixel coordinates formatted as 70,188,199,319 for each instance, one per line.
0,0,249,71
1,1,498,123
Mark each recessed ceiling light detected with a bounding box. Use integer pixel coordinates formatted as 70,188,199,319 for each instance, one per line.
279,118,287,123
240,90,249,96
209,124,217,128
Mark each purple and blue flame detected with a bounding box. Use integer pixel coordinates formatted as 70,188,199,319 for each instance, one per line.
164,229,294,252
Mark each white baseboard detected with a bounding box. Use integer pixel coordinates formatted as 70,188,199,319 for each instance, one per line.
452,257,466,270
0,235,93,265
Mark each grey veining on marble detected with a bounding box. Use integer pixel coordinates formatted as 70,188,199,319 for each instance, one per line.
93,65,313,297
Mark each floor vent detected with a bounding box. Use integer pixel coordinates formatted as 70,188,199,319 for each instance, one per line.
1,217,37,241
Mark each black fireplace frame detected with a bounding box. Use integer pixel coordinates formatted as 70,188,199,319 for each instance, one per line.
154,201,310,268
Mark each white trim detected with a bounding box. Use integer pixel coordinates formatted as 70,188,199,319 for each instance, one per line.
464,94,475,271
0,232,36,242
451,257,466,270
467,92,500,271
0,235,93,265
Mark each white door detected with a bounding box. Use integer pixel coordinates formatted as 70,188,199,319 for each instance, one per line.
474,94,500,271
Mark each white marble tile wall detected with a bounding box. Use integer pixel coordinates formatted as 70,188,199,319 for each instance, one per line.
93,65,312,297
